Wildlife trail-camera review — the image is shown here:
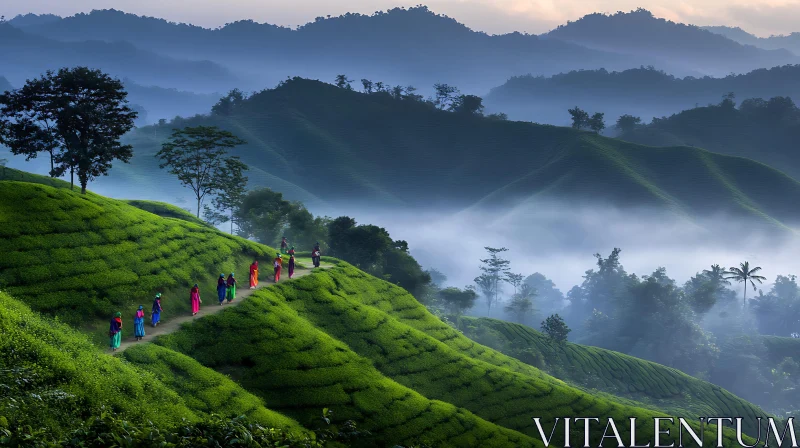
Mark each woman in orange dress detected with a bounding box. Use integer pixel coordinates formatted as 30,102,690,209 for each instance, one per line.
273,253,283,282
249,260,259,289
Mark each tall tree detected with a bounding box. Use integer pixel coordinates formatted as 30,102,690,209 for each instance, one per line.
438,287,477,316
334,75,353,90
0,67,137,193
505,273,524,296
726,262,767,307
202,157,249,234
156,126,247,218
568,106,590,130
475,247,510,315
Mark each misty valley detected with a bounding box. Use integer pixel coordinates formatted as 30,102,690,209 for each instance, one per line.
2,4,800,448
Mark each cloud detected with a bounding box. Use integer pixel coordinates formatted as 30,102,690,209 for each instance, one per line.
726,1,800,36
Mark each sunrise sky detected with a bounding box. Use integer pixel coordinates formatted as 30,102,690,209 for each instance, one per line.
4,0,800,37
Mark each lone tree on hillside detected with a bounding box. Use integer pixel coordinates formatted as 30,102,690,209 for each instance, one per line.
438,287,478,316
615,114,642,133
568,106,590,130
156,126,248,218
725,261,767,307
203,164,248,234
541,314,571,342
360,79,374,93
0,67,137,193
474,247,510,315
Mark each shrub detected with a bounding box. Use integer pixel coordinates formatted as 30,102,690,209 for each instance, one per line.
541,314,571,342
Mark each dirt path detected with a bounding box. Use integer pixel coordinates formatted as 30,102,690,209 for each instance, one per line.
115,262,331,354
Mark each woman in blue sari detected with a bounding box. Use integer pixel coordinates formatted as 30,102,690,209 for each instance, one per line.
134,305,146,341
151,293,162,327
217,273,227,305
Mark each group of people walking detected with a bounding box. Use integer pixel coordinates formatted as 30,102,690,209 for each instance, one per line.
109,239,323,351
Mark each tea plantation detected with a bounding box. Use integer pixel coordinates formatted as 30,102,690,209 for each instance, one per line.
455,317,772,429
0,291,304,437
0,180,276,329
0,173,762,447
149,263,755,447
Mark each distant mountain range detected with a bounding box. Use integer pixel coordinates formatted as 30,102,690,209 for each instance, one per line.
545,9,795,77
0,76,12,93
0,22,237,94
703,25,800,55
60,77,800,231
484,65,800,126
7,7,797,96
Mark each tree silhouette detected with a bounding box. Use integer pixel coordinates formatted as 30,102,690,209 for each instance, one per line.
433,83,459,110
505,283,536,325
334,75,353,90
615,114,642,133
568,106,590,129
589,112,605,133
475,247,510,315
725,261,767,307
360,79,374,93
0,67,137,193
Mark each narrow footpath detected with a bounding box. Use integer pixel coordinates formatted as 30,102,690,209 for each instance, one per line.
115,261,331,353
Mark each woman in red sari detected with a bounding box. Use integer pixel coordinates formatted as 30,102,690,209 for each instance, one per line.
249,260,259,289
288,255,296,279
190,283,201,316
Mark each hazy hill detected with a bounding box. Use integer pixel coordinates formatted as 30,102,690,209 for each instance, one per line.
484,64,800,125
122,79,222,124
9,7,642,93
0,75,12,92
0,173,762,445
618,96,800,179
0,22,237,93
457,316,771,435
546,9,795,77
96,78,800,231
703,25,800,54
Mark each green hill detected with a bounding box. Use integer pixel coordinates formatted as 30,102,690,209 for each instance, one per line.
109,78,800,229
0,291,305,437
619,96,800,180
0,176,275,333
455,317,772,424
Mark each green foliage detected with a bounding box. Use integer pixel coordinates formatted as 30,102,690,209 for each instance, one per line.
0,291,198,435
725,261,767,307
0,181,275,327
235,188,329,250
0,67,137,193
615,114,642,133
154,264,756,446
437,287,477,316
456,316,773,439
0,414,328,447
540,314,570,342
124,199,207,225
327,216,430,295
156,125,248,218
121,344,307,434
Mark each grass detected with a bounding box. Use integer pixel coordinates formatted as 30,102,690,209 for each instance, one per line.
0,291,197,433
150,262,756,447
0,176,764,446
124,199,207,225
0,290,306,438
0,179,278,340
107,77,800,229
455,316,772,433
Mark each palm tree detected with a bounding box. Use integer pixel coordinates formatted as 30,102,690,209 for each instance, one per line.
725,262,766,307
703,264,731,286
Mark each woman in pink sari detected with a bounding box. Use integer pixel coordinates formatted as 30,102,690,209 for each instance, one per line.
190,283,201,316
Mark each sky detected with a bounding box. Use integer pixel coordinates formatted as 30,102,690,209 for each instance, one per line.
4,0,800,37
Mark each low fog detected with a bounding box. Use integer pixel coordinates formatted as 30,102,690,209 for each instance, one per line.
314,199,800,299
